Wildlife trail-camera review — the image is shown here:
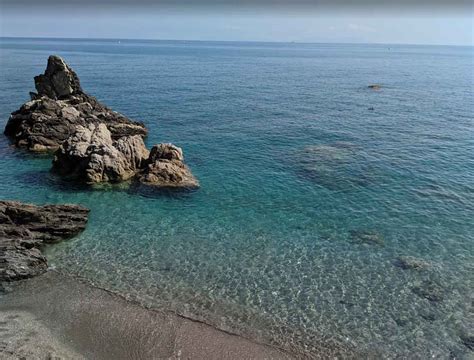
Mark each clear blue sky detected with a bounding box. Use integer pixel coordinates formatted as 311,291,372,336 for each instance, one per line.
0,4,472,46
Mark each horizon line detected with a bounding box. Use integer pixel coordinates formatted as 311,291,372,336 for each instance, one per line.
0,36,472,48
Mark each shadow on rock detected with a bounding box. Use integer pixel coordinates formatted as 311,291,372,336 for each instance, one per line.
15,170,92,193
15,170,131,194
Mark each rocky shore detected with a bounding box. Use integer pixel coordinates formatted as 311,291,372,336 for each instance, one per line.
0,200,89,282
0,55,293,359
1,56,199,283
5,55,198,189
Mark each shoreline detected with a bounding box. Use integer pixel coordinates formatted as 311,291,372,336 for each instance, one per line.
0,270,294,359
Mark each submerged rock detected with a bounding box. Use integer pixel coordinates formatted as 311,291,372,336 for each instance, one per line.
395,256,431,270
4,55,147,152
296,143,373,191
460,331,474,351
138,143,199,188
0,200,89,282
412,280,444,302
349,230,384,246
52,123,149,184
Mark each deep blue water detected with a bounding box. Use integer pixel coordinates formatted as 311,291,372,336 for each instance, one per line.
0,38,473,358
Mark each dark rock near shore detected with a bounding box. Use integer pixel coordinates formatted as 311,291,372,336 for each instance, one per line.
0,200,89,282
52,123,149,184
138,143,199,188
4,55,147,152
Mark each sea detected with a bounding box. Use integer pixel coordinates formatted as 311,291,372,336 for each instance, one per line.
0,38,473,358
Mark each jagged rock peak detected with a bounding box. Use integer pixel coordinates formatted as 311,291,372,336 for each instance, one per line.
4,55,148,152
34,55,83,99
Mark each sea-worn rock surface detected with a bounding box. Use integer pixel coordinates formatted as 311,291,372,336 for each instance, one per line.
4,55,147,152
0,200,89,282
52,123,149,183
52,127,197,188
138,143,199,188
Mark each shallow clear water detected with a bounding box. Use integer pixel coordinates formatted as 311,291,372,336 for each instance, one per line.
1,38,473,357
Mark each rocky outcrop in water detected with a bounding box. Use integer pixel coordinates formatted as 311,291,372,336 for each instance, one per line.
138,143,199,188
52,123,149,183
52,126,198,188
5,55,198,189
4,55,147,152
0,200,89,282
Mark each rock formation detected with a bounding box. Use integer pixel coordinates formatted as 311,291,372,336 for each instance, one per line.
4,55,147,152
0,200,89,282
52,123,149,184
138,143,199,188
5,55,199,189
53,130,198,188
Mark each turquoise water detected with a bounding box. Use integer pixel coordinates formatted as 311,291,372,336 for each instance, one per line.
1,38,473,357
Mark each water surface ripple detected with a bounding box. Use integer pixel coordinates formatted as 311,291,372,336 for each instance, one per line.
1,39,473,358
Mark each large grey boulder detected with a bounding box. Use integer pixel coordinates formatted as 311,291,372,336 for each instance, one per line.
138,143,199,189
0,200,89,282
52,123,149,184
4,55,147,152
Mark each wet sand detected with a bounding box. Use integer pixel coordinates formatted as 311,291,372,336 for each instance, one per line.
0,271,293,359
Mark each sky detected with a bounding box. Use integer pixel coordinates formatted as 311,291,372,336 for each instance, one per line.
0,3,472,46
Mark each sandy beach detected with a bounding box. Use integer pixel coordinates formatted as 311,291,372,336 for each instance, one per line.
0,271,293,359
